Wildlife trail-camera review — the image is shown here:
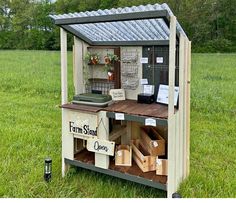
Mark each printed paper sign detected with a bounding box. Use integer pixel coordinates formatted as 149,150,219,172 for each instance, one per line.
140,78,148,85
87,137,115,156
145,118,156,127
156,57,164,64
140,57,148,64
115,113,125,120
109,89,125,101
143,85,154,94
156,84,179,106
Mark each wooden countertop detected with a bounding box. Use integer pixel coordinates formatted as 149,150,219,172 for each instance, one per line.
60,103,103,113
104,100,169,119
61,100,170,119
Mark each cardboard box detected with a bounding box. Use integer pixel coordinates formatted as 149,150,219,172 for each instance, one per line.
156,159,168,176
140,126,165,156
131,140,156,172
115,145,132,166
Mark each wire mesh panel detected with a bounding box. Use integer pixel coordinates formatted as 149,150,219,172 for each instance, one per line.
121,49,139,90
121,78,139,90
121,51,138,63
86,79,115,95
121,64,138,77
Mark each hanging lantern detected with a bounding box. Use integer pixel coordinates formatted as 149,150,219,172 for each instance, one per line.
44,158,52,182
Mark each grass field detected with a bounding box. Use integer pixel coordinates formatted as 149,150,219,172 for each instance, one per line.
0,50,235,198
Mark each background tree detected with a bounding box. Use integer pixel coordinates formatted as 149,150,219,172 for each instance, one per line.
0,0,235,52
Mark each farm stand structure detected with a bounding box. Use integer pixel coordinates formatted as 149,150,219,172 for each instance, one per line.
50,2,191,198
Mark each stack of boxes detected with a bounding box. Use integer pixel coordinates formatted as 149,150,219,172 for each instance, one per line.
115,126,168,176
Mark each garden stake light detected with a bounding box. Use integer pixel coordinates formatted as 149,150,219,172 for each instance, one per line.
44,158,52,182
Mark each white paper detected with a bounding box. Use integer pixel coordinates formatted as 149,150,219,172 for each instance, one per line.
115,113,125,120
156,159,162,165
153,141,158,147
143,85,154,94
145,118,156,127
140,57,148,64
117,151,122,156
156,84,179,106
140,78,148,85
156,57,164,64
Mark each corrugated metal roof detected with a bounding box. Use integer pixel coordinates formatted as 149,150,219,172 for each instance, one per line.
50,3,186,44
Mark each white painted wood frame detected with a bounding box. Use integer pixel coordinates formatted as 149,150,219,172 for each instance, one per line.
95,111,110,169
178,33,185,183
60,28,73,177
167,15,177,198
186,40,191,177
73,37,84,94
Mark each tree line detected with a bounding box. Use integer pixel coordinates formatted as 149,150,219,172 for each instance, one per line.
0,0,235,52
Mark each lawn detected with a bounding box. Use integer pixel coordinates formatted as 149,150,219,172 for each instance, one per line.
0,50,235,198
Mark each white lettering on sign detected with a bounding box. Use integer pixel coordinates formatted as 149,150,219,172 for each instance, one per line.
109,89,125,101
145,118,156,127
156,57,164,64
115,113,125,120
87,138,115,156
140,57,148,64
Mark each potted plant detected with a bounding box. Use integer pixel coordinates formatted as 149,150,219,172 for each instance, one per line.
84,51,100,65
103,53,119,81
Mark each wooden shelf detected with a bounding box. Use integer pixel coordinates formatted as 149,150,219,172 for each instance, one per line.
88,78,114,83
69,149,167,191
88,63,106,65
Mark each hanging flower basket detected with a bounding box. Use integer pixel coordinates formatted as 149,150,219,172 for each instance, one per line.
84,51,100,65
103,53,119,73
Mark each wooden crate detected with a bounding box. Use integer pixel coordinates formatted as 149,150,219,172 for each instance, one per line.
140,126,165,156
131,140,156,172
115,145,132,166
156,159,168,176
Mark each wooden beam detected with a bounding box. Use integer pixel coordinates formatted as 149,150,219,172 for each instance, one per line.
61,25,93,45
54,10,170,25
60,28,68,104
121,121,131,145
167,15,177,198
109,126,127,141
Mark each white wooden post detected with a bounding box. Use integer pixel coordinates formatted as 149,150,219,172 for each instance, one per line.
95,111,110,169
183,38,189,179
60,28,73,177
186,40,191,177
178,34,185,182
167,15,177,198
74,37,84,94
60,28,68,104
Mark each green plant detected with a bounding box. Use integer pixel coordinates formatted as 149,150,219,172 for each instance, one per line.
103,53,119,72
84,51,100,65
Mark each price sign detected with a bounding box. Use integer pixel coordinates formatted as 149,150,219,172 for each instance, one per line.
145,118,156,127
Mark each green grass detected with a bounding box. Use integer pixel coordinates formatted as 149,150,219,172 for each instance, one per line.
0,51,236,198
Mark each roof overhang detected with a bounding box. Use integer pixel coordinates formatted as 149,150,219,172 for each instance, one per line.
50,3,186,46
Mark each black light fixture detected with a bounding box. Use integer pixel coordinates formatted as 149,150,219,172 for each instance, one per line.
44,158,52,182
